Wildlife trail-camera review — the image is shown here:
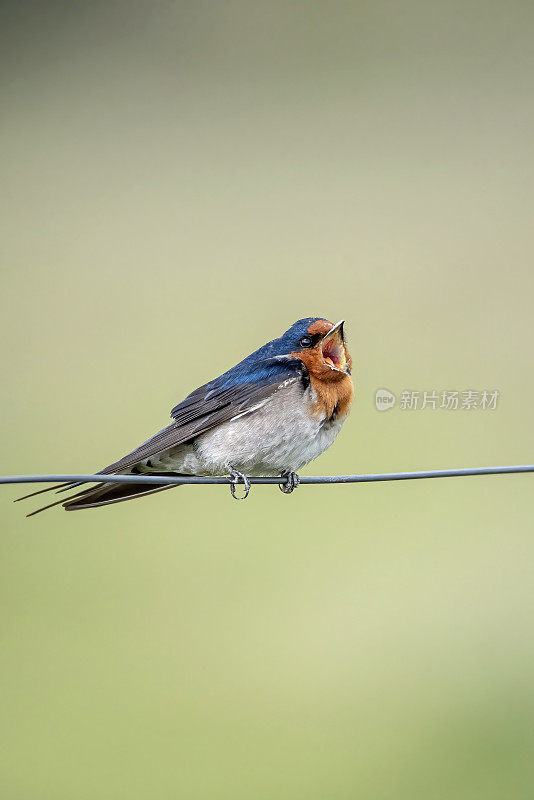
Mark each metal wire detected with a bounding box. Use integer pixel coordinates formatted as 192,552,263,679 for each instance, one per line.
1,464,534,488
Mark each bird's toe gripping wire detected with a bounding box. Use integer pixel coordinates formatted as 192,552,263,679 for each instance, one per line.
227,467,251,500
279,471,300,494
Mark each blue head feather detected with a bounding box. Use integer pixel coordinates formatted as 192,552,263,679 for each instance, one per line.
205,318,327,392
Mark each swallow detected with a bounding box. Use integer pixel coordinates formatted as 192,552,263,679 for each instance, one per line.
23,318,353,513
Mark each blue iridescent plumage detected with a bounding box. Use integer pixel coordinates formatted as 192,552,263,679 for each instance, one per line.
177,317,323,404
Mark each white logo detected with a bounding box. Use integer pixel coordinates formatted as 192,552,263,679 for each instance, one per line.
375,388,396,411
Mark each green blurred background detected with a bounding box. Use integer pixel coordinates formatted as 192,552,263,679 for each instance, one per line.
2,1,534,797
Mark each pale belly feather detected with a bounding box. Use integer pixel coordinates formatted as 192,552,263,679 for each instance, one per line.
141,381,348,477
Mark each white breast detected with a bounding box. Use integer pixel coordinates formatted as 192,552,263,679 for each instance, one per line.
148,379,348,477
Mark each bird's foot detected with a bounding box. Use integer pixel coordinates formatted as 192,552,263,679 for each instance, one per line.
279,471,300,494
227,466,251,501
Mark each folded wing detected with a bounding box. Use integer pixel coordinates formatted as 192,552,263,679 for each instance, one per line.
100,355,305,474
25,356,307,513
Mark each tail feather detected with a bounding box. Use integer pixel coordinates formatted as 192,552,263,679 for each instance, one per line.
24,473,185,514
15,480,81,502
26,482,108,516
63,481,176,510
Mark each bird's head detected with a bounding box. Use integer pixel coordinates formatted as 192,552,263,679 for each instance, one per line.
277,317,352,381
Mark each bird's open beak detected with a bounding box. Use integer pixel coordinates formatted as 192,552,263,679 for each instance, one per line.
320,320,349,372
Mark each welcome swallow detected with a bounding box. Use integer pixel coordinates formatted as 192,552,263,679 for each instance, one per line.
26,317,353,511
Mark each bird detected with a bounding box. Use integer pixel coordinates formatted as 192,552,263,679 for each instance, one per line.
21,317,353,513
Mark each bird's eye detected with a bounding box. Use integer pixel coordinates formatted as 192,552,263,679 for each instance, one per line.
299,336,312,347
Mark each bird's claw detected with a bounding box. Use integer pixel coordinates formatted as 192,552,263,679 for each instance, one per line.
227,467,251,500
280,471,300,494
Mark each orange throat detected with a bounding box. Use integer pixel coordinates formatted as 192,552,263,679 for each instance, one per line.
294,343,354,420
309,371,354,420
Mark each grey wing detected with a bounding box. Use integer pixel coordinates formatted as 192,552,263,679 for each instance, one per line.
19,358,306,514
99,362,305,475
